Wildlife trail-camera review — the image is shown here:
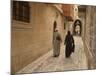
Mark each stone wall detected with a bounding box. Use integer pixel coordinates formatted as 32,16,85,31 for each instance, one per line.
83,6,96,69
78,12,86,39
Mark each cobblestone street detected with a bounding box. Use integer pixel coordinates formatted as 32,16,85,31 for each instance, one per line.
17,36,88,74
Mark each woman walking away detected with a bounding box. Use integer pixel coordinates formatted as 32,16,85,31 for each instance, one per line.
64,31,75,58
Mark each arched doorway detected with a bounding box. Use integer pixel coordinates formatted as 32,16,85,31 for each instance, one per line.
73,19,82,36
53,21,57,32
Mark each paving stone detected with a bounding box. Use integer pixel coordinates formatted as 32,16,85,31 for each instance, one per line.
17,36,88,74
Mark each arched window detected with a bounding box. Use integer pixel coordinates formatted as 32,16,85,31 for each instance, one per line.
12,1,30,23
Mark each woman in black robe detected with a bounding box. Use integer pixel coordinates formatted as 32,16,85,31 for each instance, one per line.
64,31,75,58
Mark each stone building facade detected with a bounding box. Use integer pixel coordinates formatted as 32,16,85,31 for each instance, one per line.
78,5,86,38
84,6,96,69
62,4,78,34
11,1,69,73
78,5,96,69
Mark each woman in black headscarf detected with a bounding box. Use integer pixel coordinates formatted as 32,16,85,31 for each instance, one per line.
64,31,75,58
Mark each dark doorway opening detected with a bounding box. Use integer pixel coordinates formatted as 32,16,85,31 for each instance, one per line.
53,21,57,32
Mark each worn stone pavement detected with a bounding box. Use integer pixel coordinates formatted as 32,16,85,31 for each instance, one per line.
17,36,88,74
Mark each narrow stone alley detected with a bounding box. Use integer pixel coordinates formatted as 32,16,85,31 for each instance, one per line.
17,36,88,74
11,2,96,74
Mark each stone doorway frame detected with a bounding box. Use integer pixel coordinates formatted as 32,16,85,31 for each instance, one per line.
73,19,82,36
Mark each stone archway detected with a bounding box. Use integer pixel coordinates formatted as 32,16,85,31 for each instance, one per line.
73,19,82,36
